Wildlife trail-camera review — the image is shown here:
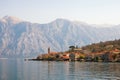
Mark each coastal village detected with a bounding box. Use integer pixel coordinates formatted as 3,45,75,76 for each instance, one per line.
35,39,120,62
35,47,120,62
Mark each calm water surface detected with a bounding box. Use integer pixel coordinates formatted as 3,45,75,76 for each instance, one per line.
0,59,120,80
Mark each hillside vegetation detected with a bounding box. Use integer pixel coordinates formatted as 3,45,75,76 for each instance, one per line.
82,39,120,53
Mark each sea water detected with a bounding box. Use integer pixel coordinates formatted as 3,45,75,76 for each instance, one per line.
0,59,120,80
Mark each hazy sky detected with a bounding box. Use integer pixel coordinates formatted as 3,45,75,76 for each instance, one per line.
0,0,120,24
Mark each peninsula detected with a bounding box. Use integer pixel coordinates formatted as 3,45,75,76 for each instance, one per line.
31,39,120,62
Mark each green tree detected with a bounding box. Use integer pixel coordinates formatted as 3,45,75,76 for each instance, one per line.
69,46,75,52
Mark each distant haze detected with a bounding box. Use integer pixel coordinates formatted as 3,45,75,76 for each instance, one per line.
0,0,120,25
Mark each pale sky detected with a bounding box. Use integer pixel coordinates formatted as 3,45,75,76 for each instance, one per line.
0,0,120,24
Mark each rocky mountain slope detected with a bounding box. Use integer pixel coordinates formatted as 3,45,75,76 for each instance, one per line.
0,16,120,58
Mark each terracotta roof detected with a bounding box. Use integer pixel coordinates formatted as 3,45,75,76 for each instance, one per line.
62,56,69,59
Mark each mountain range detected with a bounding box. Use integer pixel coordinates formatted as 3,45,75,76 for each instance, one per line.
0,16,120,58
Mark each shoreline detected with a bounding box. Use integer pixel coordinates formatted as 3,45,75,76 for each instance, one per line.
25,58,120,63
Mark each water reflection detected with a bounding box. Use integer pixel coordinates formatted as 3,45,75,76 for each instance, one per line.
0,59,18,80
0,59,120,80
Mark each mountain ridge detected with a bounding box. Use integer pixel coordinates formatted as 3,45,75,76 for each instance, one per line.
0,16,120,58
